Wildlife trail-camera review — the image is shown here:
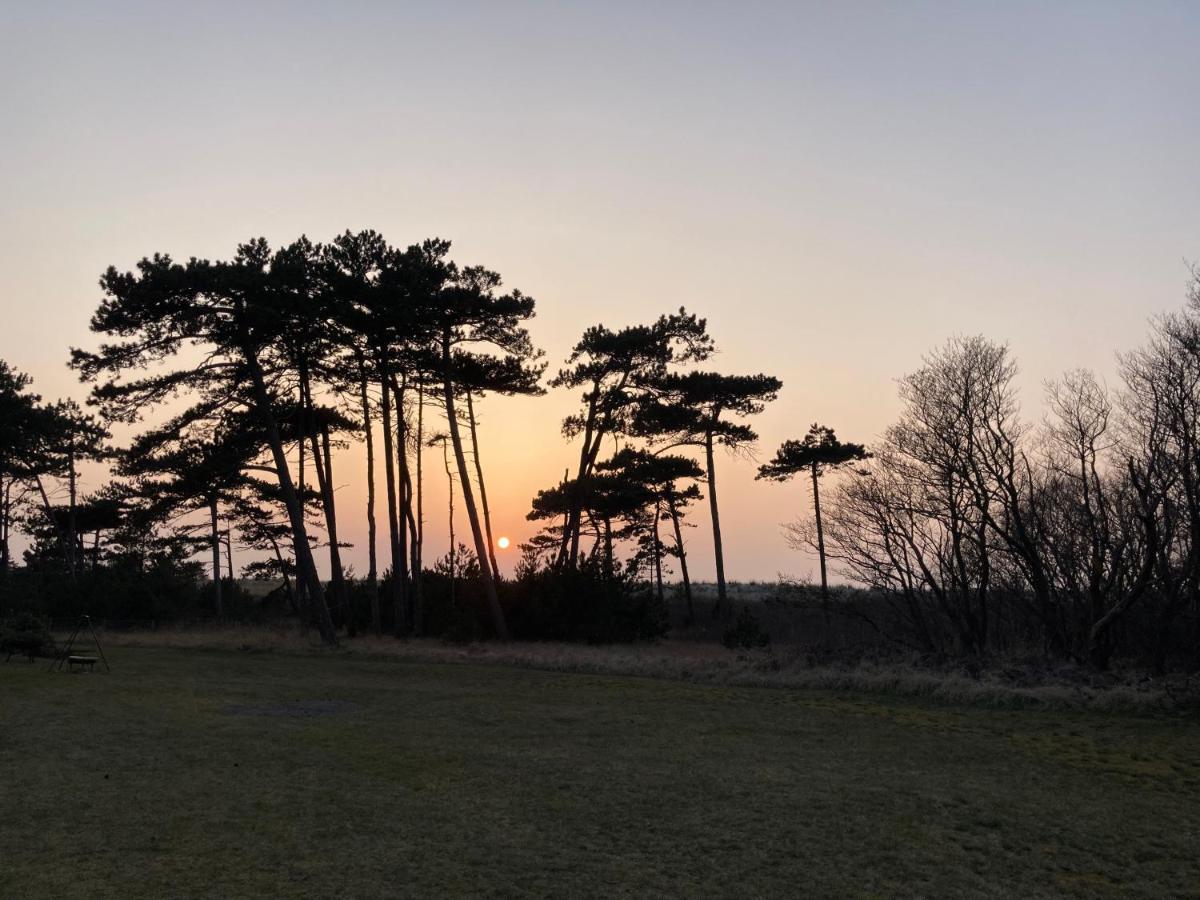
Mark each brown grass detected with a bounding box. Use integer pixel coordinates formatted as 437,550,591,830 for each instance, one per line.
76,625,1186,714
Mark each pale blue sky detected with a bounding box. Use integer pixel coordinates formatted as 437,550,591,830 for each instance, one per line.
2,1,1198,579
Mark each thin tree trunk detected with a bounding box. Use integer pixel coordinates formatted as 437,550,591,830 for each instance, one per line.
322,425,354,636
442,330,509,639
652,498,664,603
667,491,694,626
811,461,830,635
209,496,223,620
295,421,307,611
558,389,599,568
378,366,402,633
466,389,501,581
0,478,9,579
359,363,380,636
392,375,410,634
413,378,425,634
308,425,349,632
441,437,456,613
603,516,613,580
67,446,78,578
705,432,728,618
267,534,297,615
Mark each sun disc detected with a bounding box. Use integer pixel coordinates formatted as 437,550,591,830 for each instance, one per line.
497,536,511,549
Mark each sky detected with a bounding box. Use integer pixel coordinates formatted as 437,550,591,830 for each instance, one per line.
2,1,1199,582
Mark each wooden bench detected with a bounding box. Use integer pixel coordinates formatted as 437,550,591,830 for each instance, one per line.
67,655,98,672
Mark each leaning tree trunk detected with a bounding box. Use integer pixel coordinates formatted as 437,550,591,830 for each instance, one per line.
667,490,695,626
442,330,509,639
705,432,729,618
243,353,337,646
209,495,223,620
466,389,501,581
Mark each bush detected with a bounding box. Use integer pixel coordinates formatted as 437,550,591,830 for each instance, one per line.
0,612,56,659
505,558,667,644
723,606,771,650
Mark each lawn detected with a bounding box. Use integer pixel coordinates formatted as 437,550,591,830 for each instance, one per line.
1,647,1198,899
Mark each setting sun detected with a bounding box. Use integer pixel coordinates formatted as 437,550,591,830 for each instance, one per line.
497,536,510,550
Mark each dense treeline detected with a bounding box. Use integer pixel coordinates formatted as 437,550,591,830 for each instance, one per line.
1,235,1198,672
0,232,777,646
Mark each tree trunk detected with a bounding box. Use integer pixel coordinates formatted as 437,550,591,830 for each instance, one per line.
243,354,336,645
442,330,509,639
296,412,307,611
558,389,599,568
391,375,411,634
0,478,10,580
603,516,613,580
308,425,348,633
705,433,729,618
441,437,456,613
268,534,297,615
466,389,501,581
378,367,403,633
209,496,224,620
67,446,79,578
652,498,664,603
359,363,380,637
667,491,694,626
413,378,425,635
322,425,354,636
811,461,830,636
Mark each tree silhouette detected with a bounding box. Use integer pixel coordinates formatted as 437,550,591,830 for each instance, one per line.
0,362,43,581
454,352,545,581
594,449,704,616
71,241,340,644
415,246,541,640
757,424,870,615
635,371,781,618
549,310,712,568
119,408,263,619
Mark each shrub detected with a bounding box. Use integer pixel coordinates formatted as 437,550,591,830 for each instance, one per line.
0,612,56,659
723,606,770,650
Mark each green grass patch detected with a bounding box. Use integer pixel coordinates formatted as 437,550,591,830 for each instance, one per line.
2,647,1198,898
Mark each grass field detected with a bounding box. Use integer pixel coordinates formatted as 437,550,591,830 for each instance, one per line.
2,647,1198,899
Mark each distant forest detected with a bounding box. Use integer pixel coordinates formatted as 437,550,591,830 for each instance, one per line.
1,233,1197,673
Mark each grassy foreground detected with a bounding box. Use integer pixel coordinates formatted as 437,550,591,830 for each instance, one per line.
1,648,1198,899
